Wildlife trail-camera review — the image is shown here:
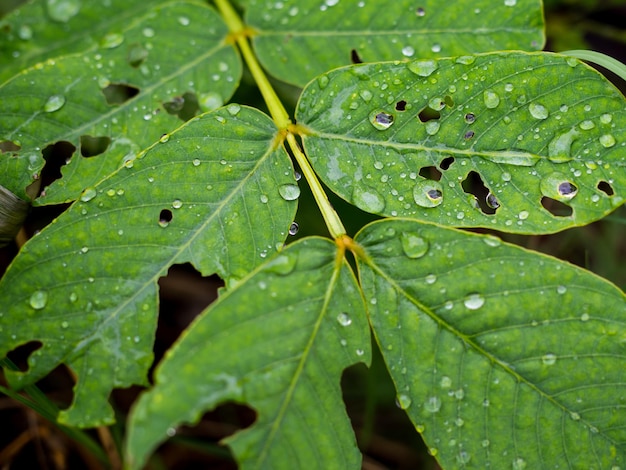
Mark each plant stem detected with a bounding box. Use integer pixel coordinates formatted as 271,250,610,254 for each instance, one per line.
214,0,347,239
562,50,626,84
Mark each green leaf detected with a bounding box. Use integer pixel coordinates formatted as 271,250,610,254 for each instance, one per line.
356,218,626,469
0,1,241,204
297,52,626,234
0,0,168,83
0,105,298,427
126,237,370,470
246,0,544,87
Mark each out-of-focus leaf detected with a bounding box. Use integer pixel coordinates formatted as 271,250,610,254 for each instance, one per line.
297,52,626,234
246,0,544,87
356,218,626,469
0,1,240,204
125,237,370,470
0,106,298,427
0,0,168,83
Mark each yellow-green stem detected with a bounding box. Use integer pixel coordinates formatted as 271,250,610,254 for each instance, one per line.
214,0,347,239
286,133,347,238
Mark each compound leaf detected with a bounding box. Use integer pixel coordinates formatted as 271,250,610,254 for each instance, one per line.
356,218,626,469
246,0,544,87
0,1,240,204
0,105,298,427
297,52,626,234
126,237,370,470
0,0,168,83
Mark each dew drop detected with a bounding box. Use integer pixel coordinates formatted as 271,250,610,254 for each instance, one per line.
352,183,385,213
542,353,557,365
100,32,124,49
416,7,425,16
529,102,549,120
401,232,429,259
178,16,190,26
159,134,170,143
192,158,201,166
600,134,616,148
142,27,155,38
46,0,81,22
600,113,613,124
337,312,352,326
359,89,373,102
579,120,595,130
463,293,485,310
464,113,476,124
518,210,529,220
425,121,440,135
425,274,437,284
580,313,590,322
69,292,78,302
548,128,578,163
264,254,297,276
226,103,241,116
408,59,438,77
424,396,442,413
172,199,183,209
396,394,412,409
44,94,66,113
260,194,269,204
369,110,394,130
278,184,300,201
456,451,471,465
483,90,500,109
288,222,299,235
61,321,69,329
29,290,48,310
440,376,452,388
166,427,176,437
80,187,97,202
512,458,527,470
18,25,33,40
455,55,475,65
198,91,223,111
557,285,567,294
413,180,443,208
402,46,415,57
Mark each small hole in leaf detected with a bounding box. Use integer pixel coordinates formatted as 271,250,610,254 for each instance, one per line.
127,43,149,67
159,209,173,227
163,92,200,121
102,83,140,105
440,157,455,170
5,341,43,372
444,95,454,107
464,130,475,140
350,49,362,64
418,166,442,181
395,100,407,111
40,141,76,191
462,171,497,214
597,180,614,196
0,140,21,153
464,113,476,124
418,107,440,122
80,135,111,158
541,197,573,217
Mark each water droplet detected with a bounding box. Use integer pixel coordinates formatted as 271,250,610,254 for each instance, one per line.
408,59,438,77
46,0,81,22
159,134,170,143
369,110,394,130
413,180,443,208
396,394,412,409
192,158,201,167
464,293,485,310
142,27,155,38
542,353,557,365
483,151,539,167
402,46,415,57
440,376,452,388
401,232,429,259
178,16,190,26
548,128,578,163
44,94,66,113
600,134,616,148
198,91,223,111
579,120,595,130
512,457,527,470
580,313,590,322
540,172,578,201
18,25,33,40
416,7,426,16
69,292,78,302
80,246,89,254
481,439,490,448
172,199,183,209
557,285,567,294
226,103,241,116
464,113,476,124
456,451,471,464
264,254,297,276
455,55,475,65
288,222,299,235
100,32,124,49
518,210,529,220
483,90,500,109
359,89,373,102
352,183,385,213
61,321,69,329
425,121,440,135
424,396,441,413
80,187,97,202
529,102,549,120
337,312,352,326
504,0,517,5
278,184,300,201
600,113,613,124
29,290,48,310
502,172,512,182
425,274,437,284
166,427,176,437
486,192,500,209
